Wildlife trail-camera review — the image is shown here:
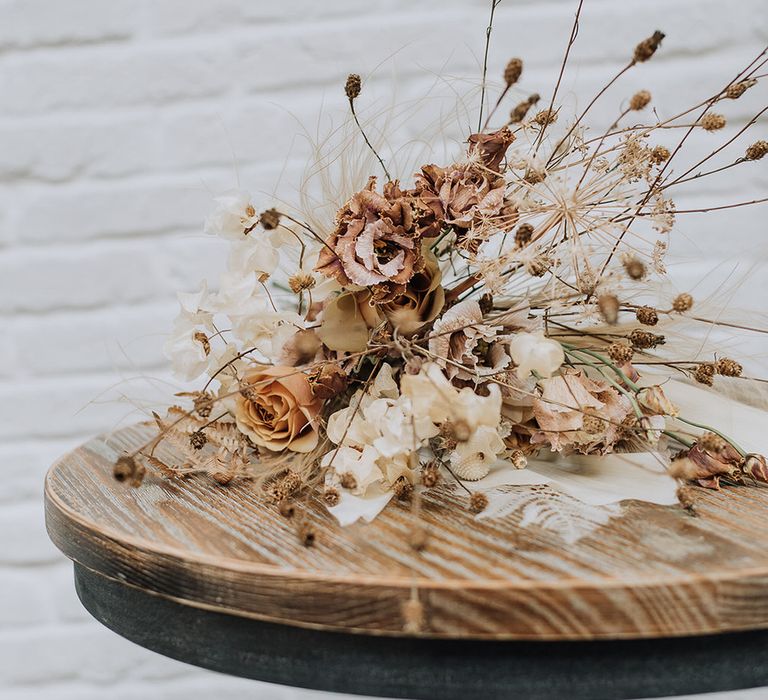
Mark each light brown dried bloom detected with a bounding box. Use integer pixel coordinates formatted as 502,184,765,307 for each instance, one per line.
715,357,742,377
259,208,281,230
745,141,768,161
725,79,756,99
533,108,557,126
340,471,357,490
598,294,620,324
509,93,540,123
344,73,361,100
650,145,671,163
309,362,349,400
608,342,634,365
636,306,659,326
288,273,316,294
515,223,534,247
672,292,693,312
422,462,440,487
190,430,207,450
469,492,489,513
629,329,665,349
694,362,716,386
633,30,665,63
699,113,726,131
504,58,523,86
323,488,340,507
623,256,646,280
629,90,651,111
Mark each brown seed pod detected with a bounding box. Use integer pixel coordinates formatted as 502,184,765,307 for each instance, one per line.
699,113,726,131
715,357,742,377
504,58,523,86
608,342,634,365
693,362,716,386
323,488,340,507
288,273,316,294
597,294,620,324
629,329,665,349
672,293,693,312
469,492,489,513
340,471,357,490
650,145,671,163
509,93,540,123
344,73,361,100
635,306,659,326
745,140,768,161
189,430,207,450
629,90,651,111
259,208,281,230
515,223,534,247
633,30,665,63
623,257,646,280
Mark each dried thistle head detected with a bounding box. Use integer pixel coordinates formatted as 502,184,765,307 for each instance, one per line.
509,93,540,123
259,208,281,230
633,30,665,63
468,492,489,513
344,73,361,100
629,90,651,111
725,79,756,99
699,113,726,131
636,306,659,326
672,292,693,312
745,140,768,161
694,362,716,386
715,357,742,377
504,57,523,86
190,430,207,450
608,341,634,365
650,145,670,164
629,329,665,349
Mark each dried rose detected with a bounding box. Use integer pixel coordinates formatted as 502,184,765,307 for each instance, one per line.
232,365,322,453
309,363,349,400
315,177,423,290
637,385,678,417
467,126,515,172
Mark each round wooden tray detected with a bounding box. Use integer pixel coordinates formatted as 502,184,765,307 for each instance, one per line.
45,424,768,641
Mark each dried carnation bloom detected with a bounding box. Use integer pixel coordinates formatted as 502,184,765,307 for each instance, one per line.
670,441,743,489
315,177,424,291
231,365,322,453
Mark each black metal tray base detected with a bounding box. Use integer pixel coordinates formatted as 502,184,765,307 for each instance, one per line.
74,563,768,699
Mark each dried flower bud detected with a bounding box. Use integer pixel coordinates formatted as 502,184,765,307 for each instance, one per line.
344,73,361,100
323,487,340,507
510,449,527,469
114,455,138,483
672,292,693,312
629,329,665,349
281,470,302,496
515,223,534,247
402,598,424,633
509,93,540,123
190,430,207,450
699,113,726,131
421,462,440,487
288,273,316,294
468,492,489,513
693,362,716,386
650,145,671,163
623,256,646,280
745,140,768,161
309,362,349,400
504,57,523,86
715,357,742,377
193,331,211,356
636,306,659,326
725,79,756,100
259,208,281,230
608,341,634,365
393,476,413,501
699,431,727,454
676,485,696,512
629,90,652,111
533,108,557,126
340,471,357,490
525,254,551,277
297,521,316,547
278,499,295,518
597,294,620,324
478,293,494,315
633,30,665,63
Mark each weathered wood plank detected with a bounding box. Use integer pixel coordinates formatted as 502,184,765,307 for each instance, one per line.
44,424,768,639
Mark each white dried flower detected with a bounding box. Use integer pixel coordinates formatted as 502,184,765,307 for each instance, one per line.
508,331,564,380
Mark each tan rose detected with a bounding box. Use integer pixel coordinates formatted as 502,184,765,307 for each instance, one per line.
233,365,322,453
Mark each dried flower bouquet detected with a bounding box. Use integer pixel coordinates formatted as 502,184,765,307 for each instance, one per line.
115,2,768,538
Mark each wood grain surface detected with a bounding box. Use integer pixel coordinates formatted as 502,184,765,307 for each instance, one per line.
45,424,768,640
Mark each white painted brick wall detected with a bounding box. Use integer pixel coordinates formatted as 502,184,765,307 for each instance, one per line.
1,1,766,698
